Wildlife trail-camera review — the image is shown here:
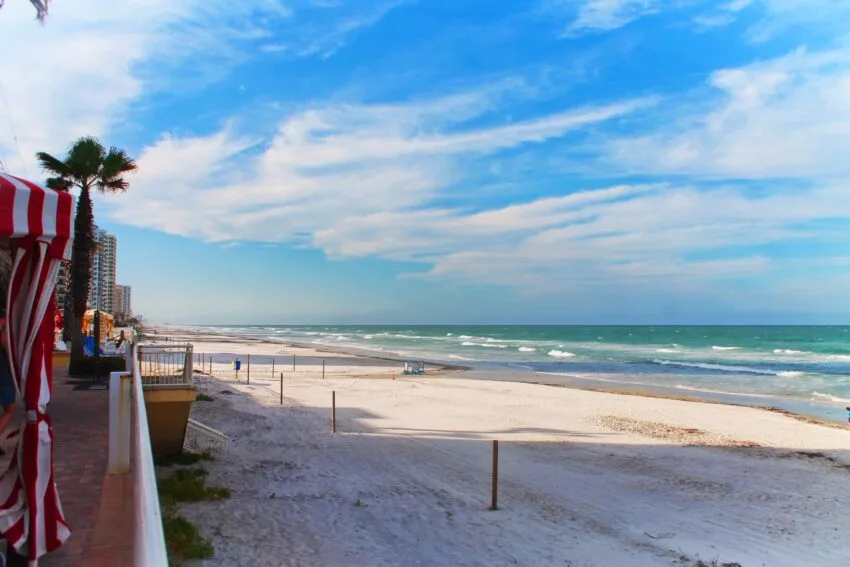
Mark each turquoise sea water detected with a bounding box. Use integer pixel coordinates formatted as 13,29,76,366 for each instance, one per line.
203,325,850,422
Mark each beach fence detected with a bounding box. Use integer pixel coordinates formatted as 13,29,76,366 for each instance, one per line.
183,419,229,454
137,344,194,386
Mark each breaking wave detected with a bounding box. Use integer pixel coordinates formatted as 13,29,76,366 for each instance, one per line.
652,359,802,377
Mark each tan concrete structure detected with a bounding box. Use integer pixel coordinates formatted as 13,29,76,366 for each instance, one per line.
142,386,197,457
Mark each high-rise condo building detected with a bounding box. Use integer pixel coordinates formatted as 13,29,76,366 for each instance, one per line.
114,284,132,322
88,229,117,313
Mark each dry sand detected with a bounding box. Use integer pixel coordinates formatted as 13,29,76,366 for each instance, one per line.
153,328,850,567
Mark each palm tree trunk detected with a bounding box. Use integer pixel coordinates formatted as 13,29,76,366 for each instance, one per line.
69,186,95,370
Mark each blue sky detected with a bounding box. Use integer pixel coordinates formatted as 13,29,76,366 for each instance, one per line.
2,0,850,324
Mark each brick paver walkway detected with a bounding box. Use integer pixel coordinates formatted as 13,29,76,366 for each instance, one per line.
1,369,134,566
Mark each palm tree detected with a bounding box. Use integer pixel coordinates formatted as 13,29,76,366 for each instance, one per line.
36,137,137,368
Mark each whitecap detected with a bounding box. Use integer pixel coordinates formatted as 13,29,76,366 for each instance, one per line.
773,349,807,355
363,335,374,340
656,348,678,353
446,333,453,336
712,346,740,351
548,350,576,358
652,359,786,376
518,347,536,352
811,391,850,404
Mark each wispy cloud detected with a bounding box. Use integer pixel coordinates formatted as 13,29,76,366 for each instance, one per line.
0,0,293,174
102,71,850,298
260,0,408,59
606,46,850,179
554,0,662,36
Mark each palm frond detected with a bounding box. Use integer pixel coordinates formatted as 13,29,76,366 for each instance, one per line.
35,152,71,178
98,147,137,193
45,177,73,192
66,137,106,186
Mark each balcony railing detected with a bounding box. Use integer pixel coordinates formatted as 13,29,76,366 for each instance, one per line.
110,343,169,566
138,344,194,386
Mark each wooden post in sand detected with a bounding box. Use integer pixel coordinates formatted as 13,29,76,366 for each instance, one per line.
322,360,325,379
247,354,251,384
332,391,336,433
272,358,275,377
490,440,499,511
292,354,296,372
208,356,212,374
279,372,283,405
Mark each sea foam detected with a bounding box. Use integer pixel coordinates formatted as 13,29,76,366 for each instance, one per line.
653,359,792,376
518,347,536,352
712,346,740,351
548,350,576,358
811,391,850,404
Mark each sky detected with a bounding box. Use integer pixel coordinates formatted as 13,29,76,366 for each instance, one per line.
1,0,849,325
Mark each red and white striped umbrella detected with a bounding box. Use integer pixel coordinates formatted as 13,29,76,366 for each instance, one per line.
0,172,73,563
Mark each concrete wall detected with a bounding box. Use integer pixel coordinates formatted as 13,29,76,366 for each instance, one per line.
143,386,196,457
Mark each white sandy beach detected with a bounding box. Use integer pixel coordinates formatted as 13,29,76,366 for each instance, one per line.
155,328,850,566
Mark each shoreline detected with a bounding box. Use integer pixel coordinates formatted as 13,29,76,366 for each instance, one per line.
172,330,850,566
146,324,850,427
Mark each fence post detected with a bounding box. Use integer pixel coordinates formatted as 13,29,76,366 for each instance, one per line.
272,358,275,377
280,372,283,405
107,371,131,474
323,360,325,379
490,440,499,511
332,391,336,433
247,354,251,384
292,354,295,371
186,345,194,383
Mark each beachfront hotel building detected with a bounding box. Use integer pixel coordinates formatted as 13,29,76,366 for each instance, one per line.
88,228,117,313
114,284,132,322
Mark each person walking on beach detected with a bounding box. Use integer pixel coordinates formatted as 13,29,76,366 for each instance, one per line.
0,308,17,456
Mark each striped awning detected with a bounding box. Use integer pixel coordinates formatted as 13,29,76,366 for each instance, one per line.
0,172,74,563
0,173,73,261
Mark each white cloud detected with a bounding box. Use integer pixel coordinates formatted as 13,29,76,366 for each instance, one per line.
561,0,661,35
103,73,850,298
694,0,850,41
106,86,653,247
607,46,850,178
0,0,293,176
0,0,402,177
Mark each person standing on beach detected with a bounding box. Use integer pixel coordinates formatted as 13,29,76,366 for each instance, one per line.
0,308,17,456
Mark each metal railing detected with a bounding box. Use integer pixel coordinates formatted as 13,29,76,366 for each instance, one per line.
183,419,229,454
138,344,194,386
131,343,170,567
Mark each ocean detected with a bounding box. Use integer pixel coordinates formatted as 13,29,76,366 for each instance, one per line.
201,325,850,422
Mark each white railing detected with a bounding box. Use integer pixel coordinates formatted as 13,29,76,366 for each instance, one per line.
131,343,170,567
183,419,229,454
138,344,194,386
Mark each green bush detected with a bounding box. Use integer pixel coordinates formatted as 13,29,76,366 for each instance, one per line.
158,467,231,505
155,451,214,467
69,356,127,377
163,511,214,564
195,393,214,402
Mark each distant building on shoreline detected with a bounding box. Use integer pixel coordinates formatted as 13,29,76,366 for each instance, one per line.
88,228,117,314
114,284,132,324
